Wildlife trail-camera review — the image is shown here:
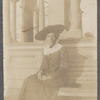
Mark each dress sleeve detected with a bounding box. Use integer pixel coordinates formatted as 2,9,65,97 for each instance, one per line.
38,51,48,75
50,47,69,79
37,50,45,71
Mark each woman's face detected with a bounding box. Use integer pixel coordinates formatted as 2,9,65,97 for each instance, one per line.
46,33,57,47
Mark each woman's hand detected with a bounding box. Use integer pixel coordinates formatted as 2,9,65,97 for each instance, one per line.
37,71,47,80
41,75,51,80
37,71,43,80
46,74,51,80
37,71,51,80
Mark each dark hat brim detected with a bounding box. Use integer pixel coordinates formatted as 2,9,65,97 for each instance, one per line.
35,24,66,40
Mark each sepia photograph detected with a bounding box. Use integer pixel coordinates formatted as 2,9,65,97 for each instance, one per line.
3,0,97,100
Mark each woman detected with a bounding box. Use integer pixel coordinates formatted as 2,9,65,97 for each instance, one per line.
18,25,69,100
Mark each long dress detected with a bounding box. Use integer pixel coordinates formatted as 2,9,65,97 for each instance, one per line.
18,43,69,100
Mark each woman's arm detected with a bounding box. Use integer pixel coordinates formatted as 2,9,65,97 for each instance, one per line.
50,47,69,79
37,51,46,80
37,51,51,80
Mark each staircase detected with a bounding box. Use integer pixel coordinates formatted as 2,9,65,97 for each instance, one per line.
4,39,97,100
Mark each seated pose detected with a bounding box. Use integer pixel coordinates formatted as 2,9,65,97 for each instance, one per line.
18,25,69,100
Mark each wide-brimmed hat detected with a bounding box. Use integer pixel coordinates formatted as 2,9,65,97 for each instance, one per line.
35,24,66,40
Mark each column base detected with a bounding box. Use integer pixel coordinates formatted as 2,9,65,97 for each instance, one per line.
59,29,82,40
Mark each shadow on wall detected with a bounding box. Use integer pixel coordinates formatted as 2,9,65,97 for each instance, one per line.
59,38,87,88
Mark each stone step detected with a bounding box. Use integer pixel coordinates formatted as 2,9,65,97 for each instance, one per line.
4,79,97,89
58,88,97,97
4,70,97,80
55,96,97,100
4,88,97,100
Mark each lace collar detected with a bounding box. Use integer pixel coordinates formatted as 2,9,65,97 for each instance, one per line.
43,43,62,55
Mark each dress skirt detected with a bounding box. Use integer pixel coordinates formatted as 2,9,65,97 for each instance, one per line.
18,74,59,100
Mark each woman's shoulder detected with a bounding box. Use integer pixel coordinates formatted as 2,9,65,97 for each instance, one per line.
59,45,68,56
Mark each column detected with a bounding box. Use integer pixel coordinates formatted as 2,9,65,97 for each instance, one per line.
21,0,37,42
70,0,81,29
11,0,17,42
33,11,39,41
39,0,45,31
20,0,25,42
3,0,10,43
64,0,81,39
